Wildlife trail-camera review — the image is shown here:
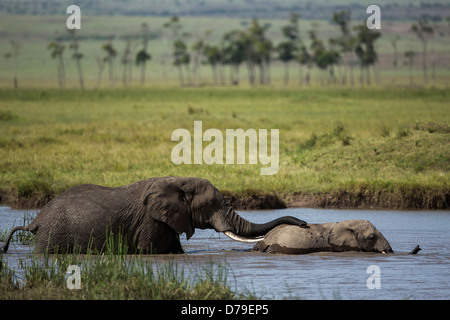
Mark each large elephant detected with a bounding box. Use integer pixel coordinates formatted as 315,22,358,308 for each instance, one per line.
1,177,307,254
253,220,393,254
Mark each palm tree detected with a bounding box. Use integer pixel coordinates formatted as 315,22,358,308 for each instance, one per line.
404,50,416,86
173,39,190,86
238,19,271,86
247,19,272,85
222,30,246,85
308,26,341,86
136,23,152,85
3,40,20,89
411,19,434,85
241,31,256,86
391,35,400,85
278,13,303,87
47,37,66,89
282,12,300,42
256,38,273,85
203,44,222,85
353,24,381,86
296,41,312,86
163,16,182,40
163,16,192,86
121,38,132,87
277,41,295,87
102,37,117,88
68,29,84,89
95,55,105,88
135,49,152,85
330,10,356,86
190,30,211,86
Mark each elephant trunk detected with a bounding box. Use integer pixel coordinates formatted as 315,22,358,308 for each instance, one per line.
211,207,307,243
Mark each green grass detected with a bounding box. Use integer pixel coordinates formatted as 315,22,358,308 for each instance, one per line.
0,216,254,300
0,86,448,209
0,238,253,300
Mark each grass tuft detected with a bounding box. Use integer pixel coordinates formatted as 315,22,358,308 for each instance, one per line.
0,110,16,121
0,240,254,299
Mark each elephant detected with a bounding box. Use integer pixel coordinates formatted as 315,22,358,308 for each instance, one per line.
252,219,393,254
1,177,307,254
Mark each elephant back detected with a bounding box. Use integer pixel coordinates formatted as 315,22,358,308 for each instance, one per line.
32,183,139,253
253,224,331,254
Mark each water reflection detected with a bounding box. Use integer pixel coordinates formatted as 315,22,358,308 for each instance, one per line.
1,206,449,299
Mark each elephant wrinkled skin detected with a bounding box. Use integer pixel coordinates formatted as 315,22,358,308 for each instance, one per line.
1,177,307,254
253,220,393,254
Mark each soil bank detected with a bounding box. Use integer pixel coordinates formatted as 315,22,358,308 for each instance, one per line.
1,189,448,211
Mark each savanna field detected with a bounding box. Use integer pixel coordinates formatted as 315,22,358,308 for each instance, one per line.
0,8,449,211
1,85,450,300
0,87,448,209
1,2,450,301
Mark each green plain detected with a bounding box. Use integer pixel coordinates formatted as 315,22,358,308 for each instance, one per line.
0,86,448,209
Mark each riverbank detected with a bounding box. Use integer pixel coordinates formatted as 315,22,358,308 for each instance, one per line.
0,87,449,211
1,187,448,211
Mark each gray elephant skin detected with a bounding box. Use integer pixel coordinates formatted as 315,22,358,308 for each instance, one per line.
253,220,393,254
1,177,307,254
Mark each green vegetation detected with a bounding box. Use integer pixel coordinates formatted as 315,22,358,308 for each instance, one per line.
0,87,448,209
0,237,251,300
0,214,254,299
1,1,449,302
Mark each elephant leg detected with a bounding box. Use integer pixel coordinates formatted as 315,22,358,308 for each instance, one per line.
34,229,66,254
137,220,184,254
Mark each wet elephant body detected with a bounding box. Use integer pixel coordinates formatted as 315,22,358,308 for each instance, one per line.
253,220,393,254
1,177,307,254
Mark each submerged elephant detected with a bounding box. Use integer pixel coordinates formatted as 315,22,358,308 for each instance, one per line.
1,177,307,254
253,220,393,254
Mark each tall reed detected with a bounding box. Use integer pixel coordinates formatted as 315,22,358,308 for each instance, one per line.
0,230,253,299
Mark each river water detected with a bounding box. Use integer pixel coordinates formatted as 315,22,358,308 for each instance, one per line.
1,206,449,300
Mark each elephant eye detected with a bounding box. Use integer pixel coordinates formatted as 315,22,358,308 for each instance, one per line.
368,235,375,240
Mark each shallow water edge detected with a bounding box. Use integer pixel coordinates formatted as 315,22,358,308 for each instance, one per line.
1,206,449,299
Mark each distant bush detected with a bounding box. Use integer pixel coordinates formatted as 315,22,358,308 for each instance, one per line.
0,110,16,122
299,122,353,152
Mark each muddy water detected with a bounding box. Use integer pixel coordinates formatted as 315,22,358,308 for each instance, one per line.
1,206,449,299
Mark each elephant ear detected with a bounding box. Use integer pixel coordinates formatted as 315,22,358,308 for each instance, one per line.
144,177,195,240
327,221,361,252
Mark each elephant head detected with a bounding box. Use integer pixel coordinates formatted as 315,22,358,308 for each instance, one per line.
327,220,393,253
144,177,307,242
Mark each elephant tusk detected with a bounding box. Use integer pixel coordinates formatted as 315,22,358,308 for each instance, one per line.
223,231,265,243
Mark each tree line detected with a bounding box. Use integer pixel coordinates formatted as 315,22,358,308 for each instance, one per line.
44,23,152,89
161,12,383,87
4,11,450,89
